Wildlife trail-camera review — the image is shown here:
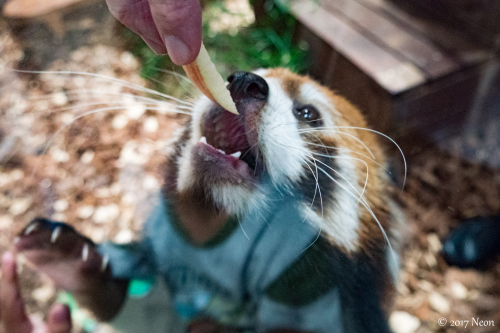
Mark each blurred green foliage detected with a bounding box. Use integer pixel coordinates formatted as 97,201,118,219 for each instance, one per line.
121,0,309,93
203,0,309,78
121,28,175,93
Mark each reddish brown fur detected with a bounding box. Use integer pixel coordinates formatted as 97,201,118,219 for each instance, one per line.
266,69,393,257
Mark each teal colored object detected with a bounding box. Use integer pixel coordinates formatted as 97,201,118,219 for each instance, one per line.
57,292,97,332
56,278,154,332
128,277,155,298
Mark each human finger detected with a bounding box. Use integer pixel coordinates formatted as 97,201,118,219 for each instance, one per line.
105,0,167,53
46,304,72,333
0,251,33,333
147,0,202,65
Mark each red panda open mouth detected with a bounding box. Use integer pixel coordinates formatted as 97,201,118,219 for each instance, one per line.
199,109,258,172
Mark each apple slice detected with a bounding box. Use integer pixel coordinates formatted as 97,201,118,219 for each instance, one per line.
182,42,238,114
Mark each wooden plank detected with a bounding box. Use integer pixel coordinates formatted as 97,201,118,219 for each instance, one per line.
357,0,492,65
391,64,485,140
294,24,392,130
289,0,425,94
441,0,500,35
323,49,394,131
407,0,500,48
321,0,460,79
294,25,334,82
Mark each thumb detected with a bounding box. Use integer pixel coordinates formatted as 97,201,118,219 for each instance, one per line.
147,0,202,65
0,251,33,333
46,304,72,333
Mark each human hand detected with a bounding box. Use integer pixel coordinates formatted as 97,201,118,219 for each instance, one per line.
0,251,72,333
105,0,202,65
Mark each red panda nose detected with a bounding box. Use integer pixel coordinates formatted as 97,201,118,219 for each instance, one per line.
227,71,269,102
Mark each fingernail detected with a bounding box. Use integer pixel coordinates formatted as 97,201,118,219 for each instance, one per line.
164,35,192,65
1,251,15,278
1,251,13,265
51,303,71,323
142,37,167,55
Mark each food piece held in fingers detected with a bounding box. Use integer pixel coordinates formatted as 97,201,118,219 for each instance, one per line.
182,42,238,114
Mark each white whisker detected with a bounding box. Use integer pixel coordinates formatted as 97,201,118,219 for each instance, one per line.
299,126,406,189
300,128,375,159
314,164,398,266
310,152,370,206
149,67,198,100
29,91,194,115
150,68,195,86
237,216,250,241
276,138,367,204
297,227,322,257
304,141,390,174
141,73,196,101
12,69,194,106
271,135,396,265
291,149,324,217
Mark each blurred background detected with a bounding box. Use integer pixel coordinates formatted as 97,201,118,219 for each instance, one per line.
0,0,499,332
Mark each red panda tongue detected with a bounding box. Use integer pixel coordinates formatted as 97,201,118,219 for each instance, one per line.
195,140,253,178
204,111,250,155
199,109,259,174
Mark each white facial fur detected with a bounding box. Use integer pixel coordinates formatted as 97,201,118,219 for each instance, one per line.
299,83,338,127
175,95,265,215
176,96,212,193
175,71,364,251
211,184,269,216
257,77,306,185
297,82,363,251
176,71,313,195
304,153,361,252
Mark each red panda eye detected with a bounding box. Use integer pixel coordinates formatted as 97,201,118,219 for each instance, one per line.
294,105,321,125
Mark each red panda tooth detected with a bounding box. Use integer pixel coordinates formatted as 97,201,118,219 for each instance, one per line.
230,151,242,158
